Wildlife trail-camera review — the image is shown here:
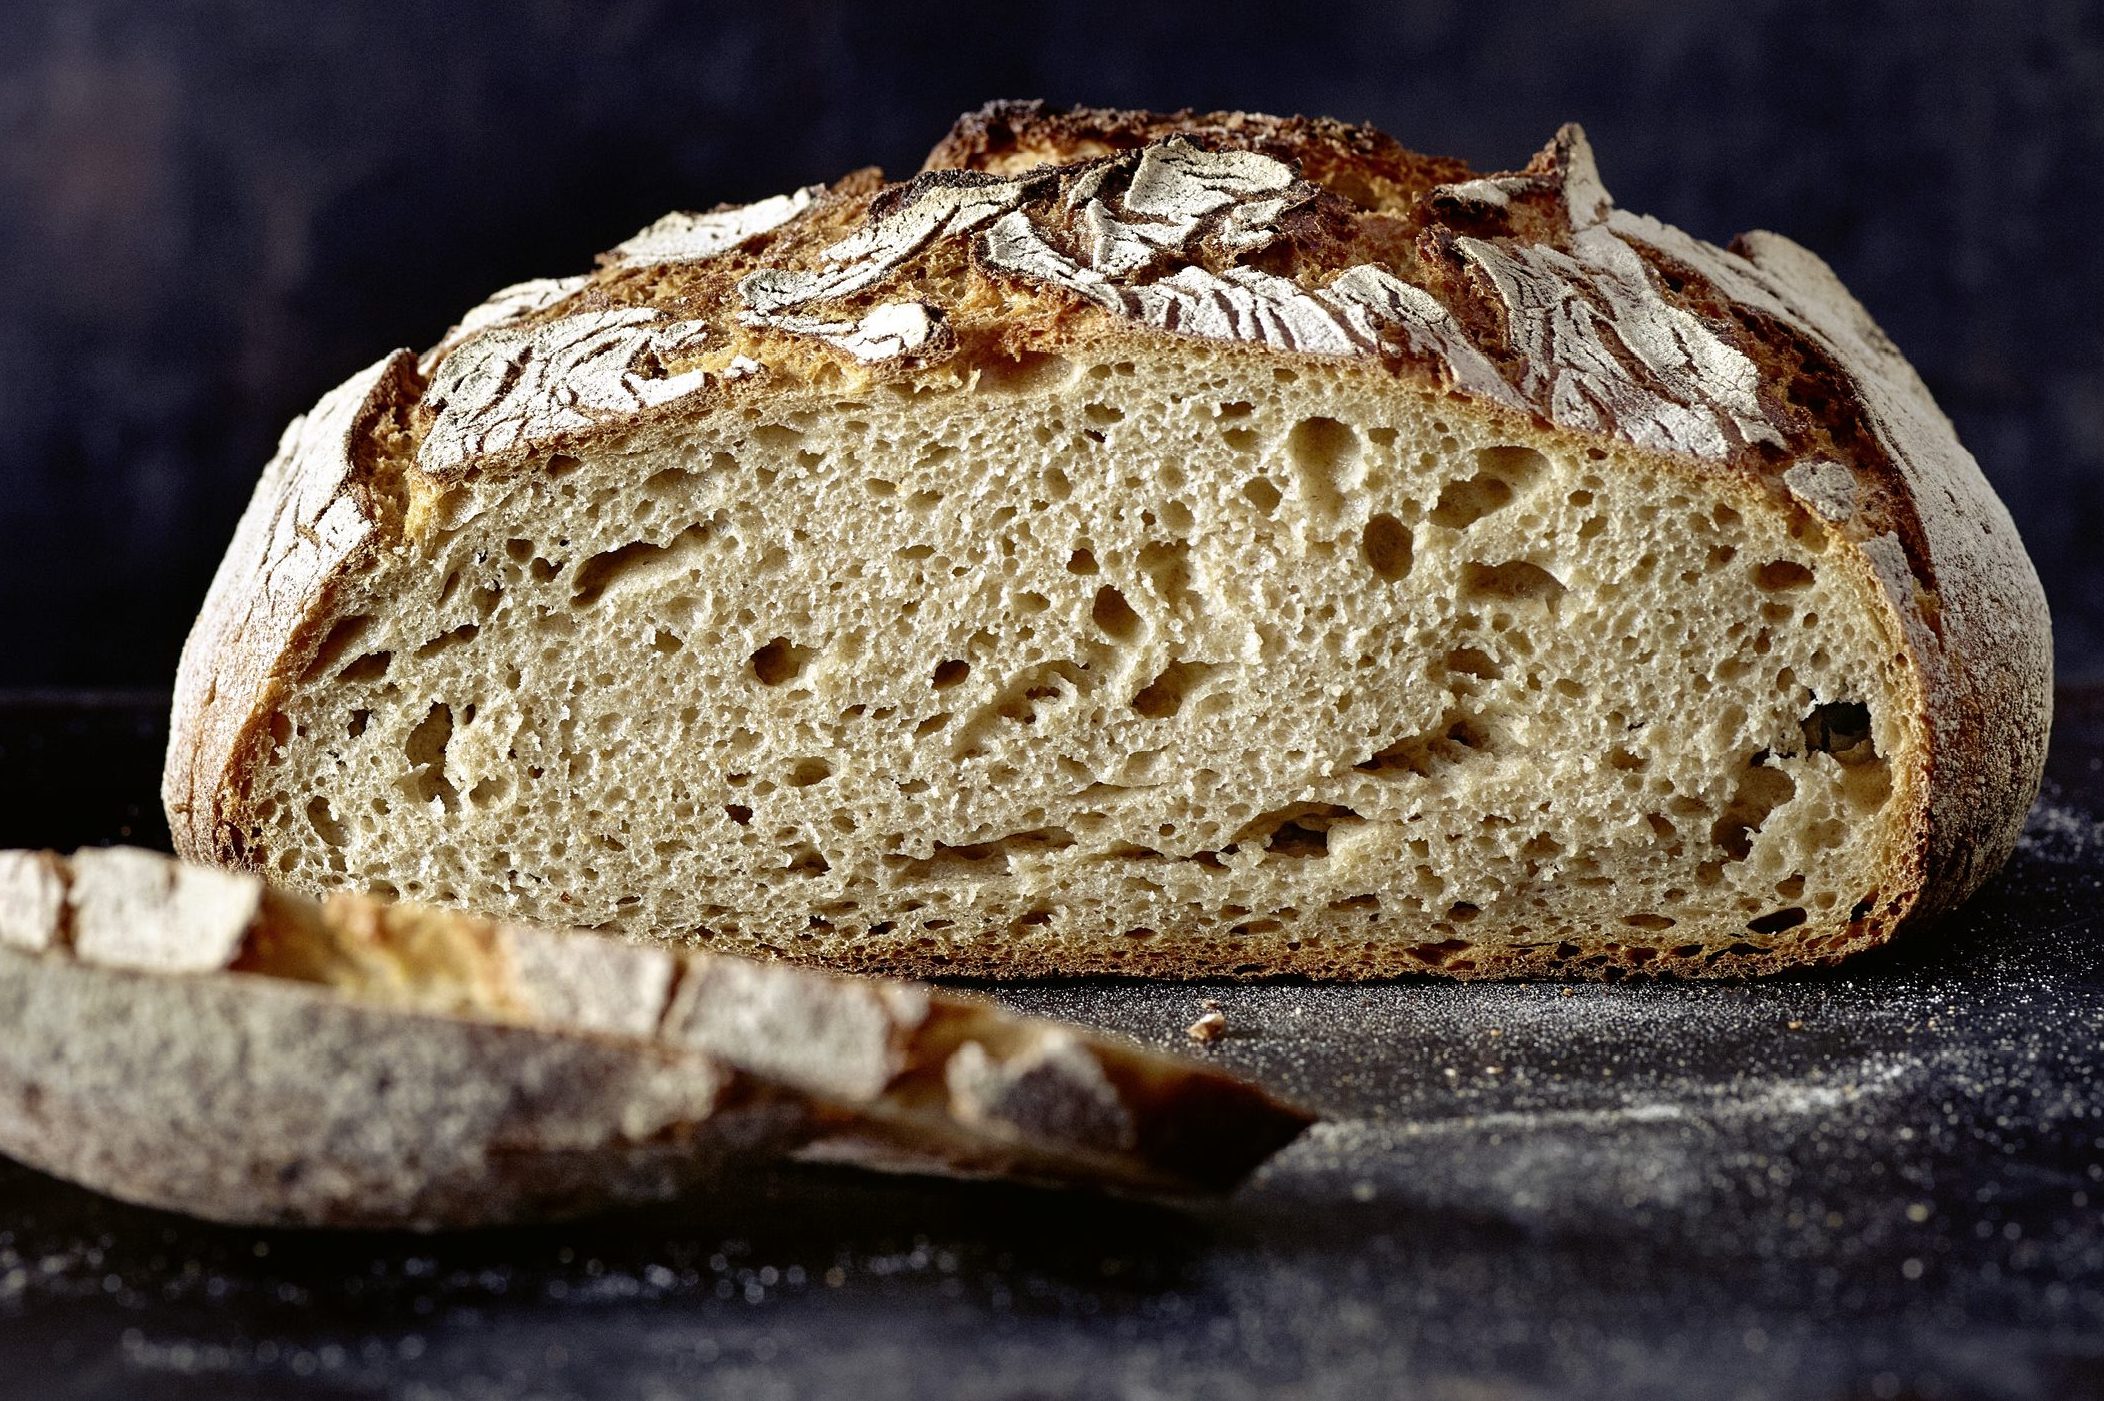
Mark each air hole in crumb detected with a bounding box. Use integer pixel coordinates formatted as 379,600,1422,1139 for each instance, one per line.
303,614,376,681
1234,803,1364,857
401,703,458,811
1431,475,1513,529
1711,759,1796,861
306,797,346,848
1443,647,1501,681
1285,416,1360,523
1461,560,1566,608
1138,540,1198,614
339,652,391,683
1091,585,1143,642
1130,659,1222,719
1363,513,1413,580
1475,443,1548,481
1747,907,1807,935
1623,913,1676,931
1447,901,1480,923
1358,710,1491,777
1800,700,1876,764
1242,476,1282,511
1756,560,1815,591
751,636,815,685
414,622,480,659
725,804,753,825
789,758,833,787
1066,548,1099,575
932,659,970,689
572,522,713,607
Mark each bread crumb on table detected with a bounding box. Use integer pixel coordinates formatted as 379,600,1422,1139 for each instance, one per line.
1186,1010,1229,1043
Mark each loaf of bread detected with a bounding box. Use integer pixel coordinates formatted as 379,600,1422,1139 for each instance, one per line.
164,102,2051,980
0,847,1308,1226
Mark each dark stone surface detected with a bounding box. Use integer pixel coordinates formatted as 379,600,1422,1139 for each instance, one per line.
0,692,2099,1399
1,0,2101,687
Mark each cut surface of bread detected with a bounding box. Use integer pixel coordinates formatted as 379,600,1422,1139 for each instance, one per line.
165,103,2052,980
0,848,1309,1226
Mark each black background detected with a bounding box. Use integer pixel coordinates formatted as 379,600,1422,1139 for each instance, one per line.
2,0,2100,686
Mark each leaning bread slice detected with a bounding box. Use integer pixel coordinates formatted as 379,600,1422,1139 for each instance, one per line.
164,102,2051,980
0,848,1309,1227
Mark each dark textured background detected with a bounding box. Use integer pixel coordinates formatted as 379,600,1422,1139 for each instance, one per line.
1,0,2100,685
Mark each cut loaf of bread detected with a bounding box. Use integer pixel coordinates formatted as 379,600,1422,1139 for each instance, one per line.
0,847,1309,1226
164,103,2051,980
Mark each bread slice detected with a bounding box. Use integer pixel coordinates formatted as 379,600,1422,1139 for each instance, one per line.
164,102,2051,980
0,847,1309,1226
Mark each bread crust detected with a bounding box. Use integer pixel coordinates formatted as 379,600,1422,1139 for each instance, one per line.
163,350,421,865
163,103,2051,976
0,849,1311,1224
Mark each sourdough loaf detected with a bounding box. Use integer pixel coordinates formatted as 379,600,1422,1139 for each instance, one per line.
164,102,2052,980
0,847,1308,1226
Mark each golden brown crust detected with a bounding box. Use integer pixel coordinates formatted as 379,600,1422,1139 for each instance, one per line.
163,103,2051,977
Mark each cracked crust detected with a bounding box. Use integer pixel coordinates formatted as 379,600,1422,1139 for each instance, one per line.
163,102,2051,977
0,848,1313,1225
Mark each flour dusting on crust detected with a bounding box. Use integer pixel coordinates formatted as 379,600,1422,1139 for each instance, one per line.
611,187,821,266
419,309,716,476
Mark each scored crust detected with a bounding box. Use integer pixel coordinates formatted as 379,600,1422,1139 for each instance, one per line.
0,848,1312,1226
163,101,2051,977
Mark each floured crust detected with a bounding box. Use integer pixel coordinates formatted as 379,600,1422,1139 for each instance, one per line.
0,849,1311,1225
163,350,421,865
163,101,2052,976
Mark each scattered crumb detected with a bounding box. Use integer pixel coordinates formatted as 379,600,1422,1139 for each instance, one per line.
1787,1020,1804,1031
1561,988,1575,997
1186,1010,1229,1044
